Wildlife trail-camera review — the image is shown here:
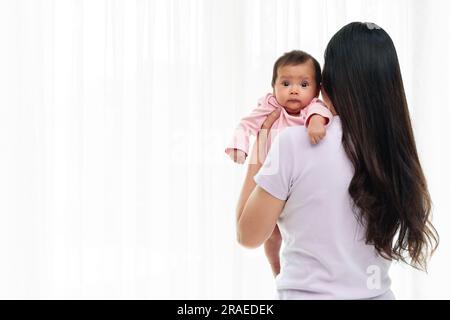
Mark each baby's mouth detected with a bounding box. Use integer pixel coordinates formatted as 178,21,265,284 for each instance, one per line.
286,99,302,108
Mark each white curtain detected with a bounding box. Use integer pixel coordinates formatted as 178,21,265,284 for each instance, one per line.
0,0,448,299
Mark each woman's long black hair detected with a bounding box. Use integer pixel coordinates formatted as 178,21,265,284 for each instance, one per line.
322,22,438,270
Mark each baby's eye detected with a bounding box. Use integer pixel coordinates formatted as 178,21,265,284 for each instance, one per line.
282,81,290,87
301,82,309,88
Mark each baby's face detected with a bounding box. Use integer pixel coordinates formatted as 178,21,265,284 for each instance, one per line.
273,61,319,116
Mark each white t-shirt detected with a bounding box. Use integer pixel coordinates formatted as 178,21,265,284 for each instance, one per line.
254,117,394,299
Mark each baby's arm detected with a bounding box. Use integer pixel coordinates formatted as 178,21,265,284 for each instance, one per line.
307,115,327,145
305,100,333,145
228,149,247,164
225,95,277,163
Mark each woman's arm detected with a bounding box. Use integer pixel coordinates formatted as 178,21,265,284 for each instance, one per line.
236,109,286,248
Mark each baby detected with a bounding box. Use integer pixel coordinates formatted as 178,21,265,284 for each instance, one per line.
225,50,333,164
227,50,333,277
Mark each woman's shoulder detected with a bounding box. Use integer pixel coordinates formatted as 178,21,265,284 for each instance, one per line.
278,126,306,145
272,126,309,162
278,117,342,151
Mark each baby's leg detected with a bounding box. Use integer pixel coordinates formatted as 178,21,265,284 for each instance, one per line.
264,224,282,277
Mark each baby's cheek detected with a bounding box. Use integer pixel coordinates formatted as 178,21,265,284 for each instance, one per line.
274,94,285,105
306,92,316,103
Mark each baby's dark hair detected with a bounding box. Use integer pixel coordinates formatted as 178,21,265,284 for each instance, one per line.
271,50,321,89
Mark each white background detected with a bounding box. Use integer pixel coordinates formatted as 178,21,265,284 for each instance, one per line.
0,0,449,299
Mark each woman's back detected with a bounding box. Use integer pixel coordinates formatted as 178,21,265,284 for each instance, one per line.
255,117,394,299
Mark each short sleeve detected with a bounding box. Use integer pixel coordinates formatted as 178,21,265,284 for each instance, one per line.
304,99,334,127
253,129,294,201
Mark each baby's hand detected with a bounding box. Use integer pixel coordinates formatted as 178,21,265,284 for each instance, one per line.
307,114,327,145
229,149,247,164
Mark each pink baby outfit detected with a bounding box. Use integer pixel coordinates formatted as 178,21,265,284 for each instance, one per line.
225,93,333,157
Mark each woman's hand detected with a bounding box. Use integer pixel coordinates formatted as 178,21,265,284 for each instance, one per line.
248,108,282,166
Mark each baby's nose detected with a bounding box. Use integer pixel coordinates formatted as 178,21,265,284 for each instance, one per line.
291,84,302,92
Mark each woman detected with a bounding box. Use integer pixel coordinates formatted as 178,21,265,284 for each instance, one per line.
236,22,439,299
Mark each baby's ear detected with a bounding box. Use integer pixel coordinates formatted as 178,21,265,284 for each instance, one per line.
315,86,321,97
